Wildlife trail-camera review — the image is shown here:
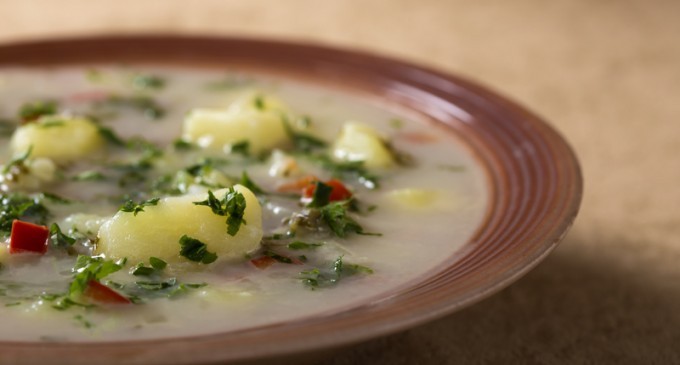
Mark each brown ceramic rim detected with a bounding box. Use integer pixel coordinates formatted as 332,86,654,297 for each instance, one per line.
0,35,582,365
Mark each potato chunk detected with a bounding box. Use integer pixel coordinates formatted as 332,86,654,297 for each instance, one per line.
96,185,262,265
10,116,104,162
183,93,290,154
332,122,395,168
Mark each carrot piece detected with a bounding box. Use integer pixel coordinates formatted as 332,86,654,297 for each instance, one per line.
83,280,131,304
277,175,318,193
9,220,49,254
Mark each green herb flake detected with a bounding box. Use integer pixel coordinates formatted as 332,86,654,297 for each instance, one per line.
287,241,324,250
74,314,94,329
130,263,155,276
69,255,123,297
135,278,177,291
389,118,404,129
239,171,266,195
179,235,218,264
0,119,16,136
98,95,165,120
253,95,265,110
282,116,327,152
319,202,382,238
307,181,332,208
72,170,107,182
97,126,126,146
306,155,379,190
40,192,72,204
230,140,250,156
173,139,194,151
0,193,50,236
119,197,160,216
49,223,76,248
2,145,33,175
149,257,167,270
264,250,294,264
300,256,373,290
132,74,166,90
193,188,247,236
18,100,58,122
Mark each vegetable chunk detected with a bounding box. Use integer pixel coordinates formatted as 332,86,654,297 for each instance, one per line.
182,94,291,154
10,116,104,162
332,122,395,168
96,185,262,265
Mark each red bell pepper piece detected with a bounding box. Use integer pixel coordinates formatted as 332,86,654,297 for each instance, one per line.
83,280,131,305
9,220,49,254
302,179,353,202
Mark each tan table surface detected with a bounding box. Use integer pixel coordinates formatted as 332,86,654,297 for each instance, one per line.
1,0,678,363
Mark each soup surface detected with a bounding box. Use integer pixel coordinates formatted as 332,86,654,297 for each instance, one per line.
0,66,487,342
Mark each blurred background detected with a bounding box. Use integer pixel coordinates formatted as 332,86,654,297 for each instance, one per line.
1,0,678,363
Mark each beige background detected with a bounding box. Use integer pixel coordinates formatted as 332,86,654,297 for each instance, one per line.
1,0,678,363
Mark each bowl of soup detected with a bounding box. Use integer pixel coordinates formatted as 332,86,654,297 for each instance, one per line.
0,36,582,364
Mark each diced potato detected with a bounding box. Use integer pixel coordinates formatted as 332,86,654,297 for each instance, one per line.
0,157,56,191
332,122,395,168
10,116,104,162
387,188,439,209
96,185,262,265
183,93,291,154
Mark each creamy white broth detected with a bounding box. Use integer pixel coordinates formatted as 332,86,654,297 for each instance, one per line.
0,66,487,342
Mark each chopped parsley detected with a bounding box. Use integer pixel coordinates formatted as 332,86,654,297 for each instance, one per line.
18,100,58,122
253,95,265,110
0,193,50,236
97,95,165,120
239,171,266,195
282,116,327,152
0,119,15,136
130,257,167,276
179,235,218,264
49,223,76,248
307,154,379,189
132,74,166,90
1,146,32,175
119,197,160,216
72,170,107,181
193,188,247,236
69,255,123,297
230,140,250,156
264,250,294,264
307,181,332,208
97,126,127,146
300,256,373,289
173,139,194,151
287,241,324,250
320,201,380,238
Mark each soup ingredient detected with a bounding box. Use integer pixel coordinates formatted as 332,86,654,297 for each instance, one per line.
9,220,49,254
10,116,104,161
83,280,131,305
183,94,296,154
332,122,395,168
96,185,262,264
